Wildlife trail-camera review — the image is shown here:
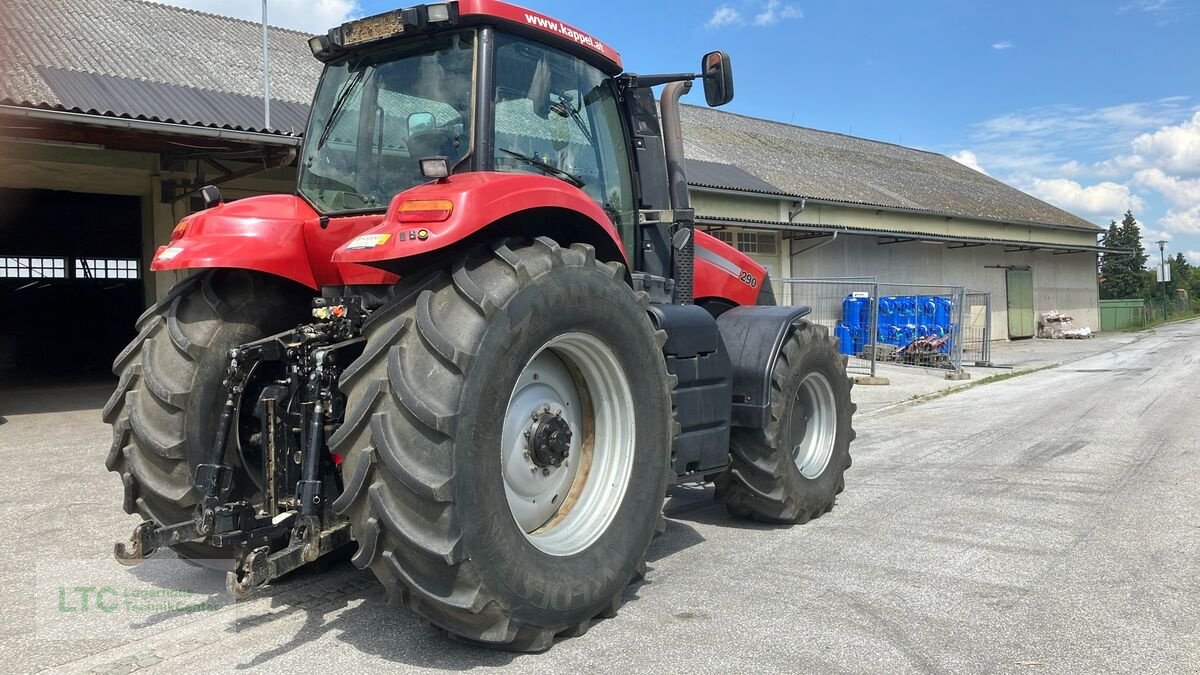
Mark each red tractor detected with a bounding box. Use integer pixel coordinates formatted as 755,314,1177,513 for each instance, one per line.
107,0,854,650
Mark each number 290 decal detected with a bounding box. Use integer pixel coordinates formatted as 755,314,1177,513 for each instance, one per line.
738,270,758,288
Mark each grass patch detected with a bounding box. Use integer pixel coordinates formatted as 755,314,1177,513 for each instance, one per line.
909,364,1058,404
1136,310,1200,332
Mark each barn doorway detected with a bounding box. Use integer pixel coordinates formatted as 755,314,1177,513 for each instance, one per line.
1006,268,1035,339
0,188,144,386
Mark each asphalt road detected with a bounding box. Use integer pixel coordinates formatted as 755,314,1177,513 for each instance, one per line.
2,320,1197,673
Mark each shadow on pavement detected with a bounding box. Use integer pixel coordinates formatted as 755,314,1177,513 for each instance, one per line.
0,377,114,415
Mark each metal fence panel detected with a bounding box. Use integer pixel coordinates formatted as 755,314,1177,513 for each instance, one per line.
872,282,966,372
773,278,991,376
963,290,992,366
774,277,878,377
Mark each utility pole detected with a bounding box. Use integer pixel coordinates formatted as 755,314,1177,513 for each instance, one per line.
262,0,271,130
1156,240,1168,320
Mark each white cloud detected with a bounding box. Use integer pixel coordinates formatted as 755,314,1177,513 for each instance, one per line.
991,41,1014,50
1027,178,1145,219
706,4,743,28
1133,168,1200,207
709,1,801,29
960,98,1194,177
950,150,988,175
1161,206,1200,234
1119,0,1187,24
146,0,358,34
1186,250,1200,264
1129,111,1200,177
753,0,803,26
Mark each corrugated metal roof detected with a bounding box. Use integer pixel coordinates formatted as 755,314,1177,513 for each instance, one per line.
685,158,784,194
0,0,1099,233
0,0,321,132
681,106,1100,231
34,66,311,134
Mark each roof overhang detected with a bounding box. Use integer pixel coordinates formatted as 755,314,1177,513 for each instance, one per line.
0,104,302,149
696,215,1125,256
689,183,1103,235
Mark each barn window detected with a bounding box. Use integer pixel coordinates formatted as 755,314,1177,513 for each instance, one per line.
706,229,779,256
1,256,67,278
74,258,141,279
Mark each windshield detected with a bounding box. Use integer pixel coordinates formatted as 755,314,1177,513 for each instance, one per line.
298,31,476,213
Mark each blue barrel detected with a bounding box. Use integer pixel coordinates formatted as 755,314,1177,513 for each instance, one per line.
851,326,866,353
917,296,937,327
842,295,863,328
878,297,896,331
835,323,854,355
935,297,951,327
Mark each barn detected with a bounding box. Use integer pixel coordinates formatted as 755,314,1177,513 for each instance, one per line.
0,0,1103,382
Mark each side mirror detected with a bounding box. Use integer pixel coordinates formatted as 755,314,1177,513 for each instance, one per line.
407,112,435,136
701,51,734,107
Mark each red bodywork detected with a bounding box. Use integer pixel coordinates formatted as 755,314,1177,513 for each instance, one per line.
150,195,395,289
152,179,765,308
458,0,621,72
694,229,765,307
331,172,625,267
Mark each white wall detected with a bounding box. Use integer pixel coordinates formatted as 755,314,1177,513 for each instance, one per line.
789,234,1101,336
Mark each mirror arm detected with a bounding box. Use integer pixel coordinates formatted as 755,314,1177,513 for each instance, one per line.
618,73,701,90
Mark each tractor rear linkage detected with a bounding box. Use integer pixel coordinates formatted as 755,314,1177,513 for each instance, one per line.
114,297,368,598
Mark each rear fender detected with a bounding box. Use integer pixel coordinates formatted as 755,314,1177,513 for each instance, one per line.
331,172,629,272
717,305,813,429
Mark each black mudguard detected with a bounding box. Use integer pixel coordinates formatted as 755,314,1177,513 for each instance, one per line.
648,303,733,477
716,304,813,429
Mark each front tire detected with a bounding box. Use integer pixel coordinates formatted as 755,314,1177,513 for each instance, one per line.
715,325,855,523
331,238,672,651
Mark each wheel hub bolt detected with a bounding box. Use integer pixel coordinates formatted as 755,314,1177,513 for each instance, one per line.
526,409,574,468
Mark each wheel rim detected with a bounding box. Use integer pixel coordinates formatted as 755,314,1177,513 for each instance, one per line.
500,332,635,557
790,371,837,479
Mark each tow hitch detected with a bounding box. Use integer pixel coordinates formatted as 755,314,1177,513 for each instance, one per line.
113,298,366,597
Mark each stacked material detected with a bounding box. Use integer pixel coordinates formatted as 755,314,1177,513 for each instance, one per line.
1039,310,1093,339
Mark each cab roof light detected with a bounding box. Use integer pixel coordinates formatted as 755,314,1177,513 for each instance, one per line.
311,4,462,61
426,3,452,23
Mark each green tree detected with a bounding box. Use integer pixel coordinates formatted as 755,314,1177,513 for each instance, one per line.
1098,210,1148,299
1169,252,1191,298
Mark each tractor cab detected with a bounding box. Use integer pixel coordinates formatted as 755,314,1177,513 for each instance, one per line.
301,3,633,225
300,0,733,286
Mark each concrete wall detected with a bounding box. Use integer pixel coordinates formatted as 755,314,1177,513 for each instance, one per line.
789,234,1101,336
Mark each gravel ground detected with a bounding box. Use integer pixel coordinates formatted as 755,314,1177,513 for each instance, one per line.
0,320,1196,673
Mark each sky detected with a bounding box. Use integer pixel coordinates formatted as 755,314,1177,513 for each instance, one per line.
152,0,1200,264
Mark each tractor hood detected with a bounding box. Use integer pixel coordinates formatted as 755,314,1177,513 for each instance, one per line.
151,194,395,289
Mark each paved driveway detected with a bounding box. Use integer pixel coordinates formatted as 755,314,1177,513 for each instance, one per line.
2,321,1197,673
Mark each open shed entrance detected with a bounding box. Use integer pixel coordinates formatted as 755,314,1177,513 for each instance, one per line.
0,188,143,385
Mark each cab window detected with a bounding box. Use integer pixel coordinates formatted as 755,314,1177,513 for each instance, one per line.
492,34,636,240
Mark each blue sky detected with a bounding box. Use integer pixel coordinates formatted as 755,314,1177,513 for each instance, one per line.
158,0,1200,263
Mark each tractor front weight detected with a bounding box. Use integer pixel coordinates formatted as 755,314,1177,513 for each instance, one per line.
113,296,367,597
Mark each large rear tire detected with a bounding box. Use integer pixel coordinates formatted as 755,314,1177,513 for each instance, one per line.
103,270,309,562
715,325,855,523
331,238,672,651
